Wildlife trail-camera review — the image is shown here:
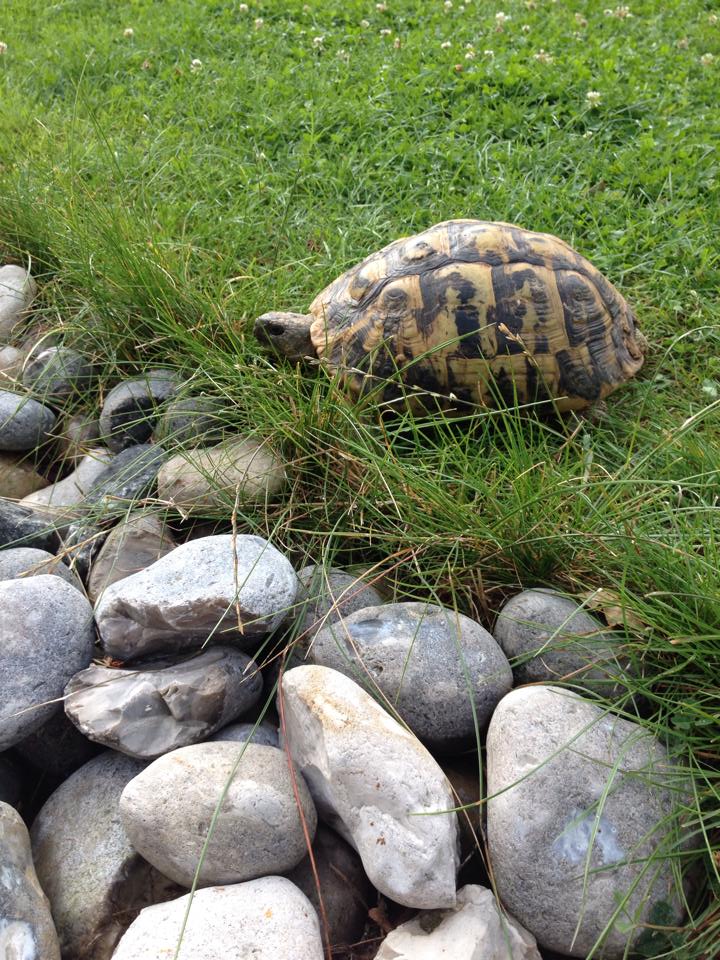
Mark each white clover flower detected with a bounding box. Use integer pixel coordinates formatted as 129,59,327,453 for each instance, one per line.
254,17,264,29
612,5,632,17
534,48,554,63
239,3,248,11
585,89,602,106
123,27,134,38
313,35,324,47
380,27,392,36
459,3,465,10
676,36,689,49
484,48,495,57
525,0,536,8
465,49,476,59
709,13,718,25
0,41,7,54
376,1,388,10
303,3,311,10
575,13,588,27
521,23,530,33
360,19,370,27
337,48,350,61
393,35,401,48
700,52,715,65
190,58,203,71
583,130,594,138
454,62,464,72
444,0,453,10
441,40,452,48
495,11,509,23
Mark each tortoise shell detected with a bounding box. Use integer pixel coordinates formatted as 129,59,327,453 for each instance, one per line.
305,220,644,412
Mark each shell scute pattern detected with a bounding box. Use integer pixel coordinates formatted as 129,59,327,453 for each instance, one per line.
308,220,645,411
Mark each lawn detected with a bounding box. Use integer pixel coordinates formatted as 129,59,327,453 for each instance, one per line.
1,0,719,955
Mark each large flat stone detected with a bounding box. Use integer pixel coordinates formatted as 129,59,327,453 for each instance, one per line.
86,510,176,603
95,534,297,659
279,665,459,909
487,686,686,958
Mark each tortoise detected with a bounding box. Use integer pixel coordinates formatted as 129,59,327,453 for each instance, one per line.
254,219,646,412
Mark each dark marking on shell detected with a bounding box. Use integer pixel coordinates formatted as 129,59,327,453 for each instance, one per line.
556,349,602,402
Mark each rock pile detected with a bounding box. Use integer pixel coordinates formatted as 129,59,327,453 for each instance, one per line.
0,265,690,960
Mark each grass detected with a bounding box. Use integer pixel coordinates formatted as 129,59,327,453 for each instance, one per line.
1,0,719,956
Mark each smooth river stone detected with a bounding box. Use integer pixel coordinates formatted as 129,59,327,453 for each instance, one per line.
0,452,46,498
0,802,61,960
99,369,181,451
211,720,279,747
86,510,176,603
0,389,56,451
487,685,686,958
154,394,226,446
0,498,62,551
31,751,183,960
494,589,632,698
65,647,264,758
374,884,540,960
310,601,513,752
119,742,317,887
0,546,83,591
295,564,384,644
279,665,459,909
95,534,298,659
0,264,36,338
0,576,95,750
21,447,114,517
22,345,93,400
111,878,324,960
156,436,286,513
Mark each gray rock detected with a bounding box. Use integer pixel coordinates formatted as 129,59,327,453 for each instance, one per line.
211,720,279,747
120,742,317,887
21,447,114,518
0,265,36,338
287,825,373,951
280,665,460,909
0,498,61,551
95,533,298,659
65,647,264,758
374,884,540,960
13,710,101,779
55,411,101,464
154,395,226,446
0,389,56,451
99,369,181,451
0,576,95,750
0,345,25,381
111,878,324,960
31,751,183,960
295,564,384,644
83,443,167,511
22,346,93,400
487,685,686,958
0,753,24,806
494,589,632,698
0,802,61,960
156,436,286,514
0,452,47,498
310,602,513,752
0,546,83,591
86,510,175,603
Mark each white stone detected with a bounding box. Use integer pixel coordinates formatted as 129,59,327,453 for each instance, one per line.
21,448,114,517
280,665,459,909
111,878,324,960
374,884,540,959
95,534,298,659
0,265,36,338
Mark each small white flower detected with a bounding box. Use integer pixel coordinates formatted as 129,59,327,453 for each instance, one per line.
312,35,324,46
604,7,612,13
444,0,453,10
700,52,715,65
575,13,588,27
441,40,452,48
709,13,718,25
454,62,464,72
583,130,594,138
585,89,602,106
376,1,388,10
495,11,509,23
239,3,248,11
190,58,203,71
337,48,350,61
676,36,689,49
610,5,632,17
521,23,530,33
0,41,7,54
534,48,554,63
254,17,264,29
380,28,392,36
303,3,311,10
465,49,476,59
393,35,401,48
459,3,465,10
360,19,370,27
123,27,134,38
525,0,536,8
484,48,495,57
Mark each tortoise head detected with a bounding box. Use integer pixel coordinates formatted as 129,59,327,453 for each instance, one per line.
254,312,314,362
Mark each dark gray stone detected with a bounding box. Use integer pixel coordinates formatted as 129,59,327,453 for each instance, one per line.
22,346,93,400
0,547,83,591
211,720,279,747
310,601,513,752
154,395,226,446
0,802,61,959
86,510,175,603
494,589,632,699
83,443,168,511
295,564,384,644
120,742,317,887
65,647,264,758
286,825,373,951
487,686,686,958
0,753,24,807
0,498,61,551
0,389,56,451
31,751,184,960
0,576,95,750
99,370,181,452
